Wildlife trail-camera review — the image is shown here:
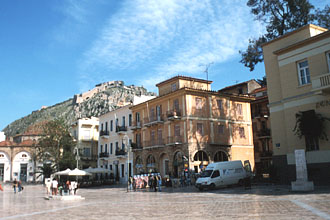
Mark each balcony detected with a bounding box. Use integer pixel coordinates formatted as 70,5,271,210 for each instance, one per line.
143,139,165,149
131,142,142,150
116,125,127,134
115,149,127,156
144,115,164,126
167,109,182,120
257,128,271,138
252,109,269,118
99,152,109,158
260,151,273,157
131,121,142,130
99,130,109,138
166,136,183,145
312,72,330,94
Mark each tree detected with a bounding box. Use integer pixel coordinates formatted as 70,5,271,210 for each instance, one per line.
36,120,76,172
240,0,329,71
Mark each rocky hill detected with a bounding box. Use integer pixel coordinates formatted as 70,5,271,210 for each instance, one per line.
2,81,156,137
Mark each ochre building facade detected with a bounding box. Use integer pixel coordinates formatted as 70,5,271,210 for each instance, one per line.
130,76,254,178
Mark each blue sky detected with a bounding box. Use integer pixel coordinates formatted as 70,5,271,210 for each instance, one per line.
0,0,328,131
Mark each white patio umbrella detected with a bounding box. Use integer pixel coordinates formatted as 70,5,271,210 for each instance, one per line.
68,168,92,176
54,168,71,176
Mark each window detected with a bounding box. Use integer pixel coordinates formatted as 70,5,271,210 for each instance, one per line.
327,52,330,71
110,143,113,154
110,120,113,131
217,100,223,110
121,164,125,177
237,103,243,115
105,122,108,131
151,130,155,142
171,83,177,91
297,60,311,85
211,170,220,178
136,112,140,122
238,88,243,94
197,123,203,135
157,129,162,141
239,127,245,138
100,145,103,152
116,118,119,126
218,124,224,134
129,114,132,126
83,148,91,157
122,116,125,126
105,144,108,153
174,125,180,136
174,99,179,111
196,98,203,110
305,136,319,151
122,142,125,150
115,142,119,150
101,123,104,131
110,165,112,170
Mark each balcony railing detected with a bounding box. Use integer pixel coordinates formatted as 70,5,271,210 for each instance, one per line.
131,142,142,150
115,149,127,156
99,152,109,158
144,115,164,126
167,136,183,145
99,130,109,137
260,151,273,157
143,139,165,148
116,125,127,133
131,121,142,130
312,72,330,93
252,109,269,118
167,109,182,119
257,128,271,137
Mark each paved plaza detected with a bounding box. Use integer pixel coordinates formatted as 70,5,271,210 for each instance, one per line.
0,184,330,220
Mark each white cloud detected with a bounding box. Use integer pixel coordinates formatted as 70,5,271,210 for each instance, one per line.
79,0,264,92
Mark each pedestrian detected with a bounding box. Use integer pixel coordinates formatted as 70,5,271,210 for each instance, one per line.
153,175,158,192
129,176,133,191
18,180,22,193
158,175,162,192
0,183,3,191
13,179,18,194
44,178,51,195
51,178,58,195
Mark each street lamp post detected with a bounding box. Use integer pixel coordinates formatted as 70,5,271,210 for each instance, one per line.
74,146,80,169
123,135,131,192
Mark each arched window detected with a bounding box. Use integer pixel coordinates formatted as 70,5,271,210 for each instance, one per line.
193,151,208,161
146,155,155,166
214,151,228,162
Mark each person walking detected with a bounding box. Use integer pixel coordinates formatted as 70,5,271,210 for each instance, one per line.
13,179,18,194
158,175,162,192
17,180,23,193
52,179,58,195
0,183,3,191
153,175,158,192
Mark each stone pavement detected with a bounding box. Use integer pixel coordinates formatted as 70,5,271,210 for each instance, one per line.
0,184,330,220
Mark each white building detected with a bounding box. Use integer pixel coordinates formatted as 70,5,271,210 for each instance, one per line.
98,95,155,183
70,117,99,169
0,132,5,142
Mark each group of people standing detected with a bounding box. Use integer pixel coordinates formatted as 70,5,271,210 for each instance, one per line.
129,174,162,192
45,178,78,196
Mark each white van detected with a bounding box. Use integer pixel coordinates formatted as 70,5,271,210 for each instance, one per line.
195,160,251,190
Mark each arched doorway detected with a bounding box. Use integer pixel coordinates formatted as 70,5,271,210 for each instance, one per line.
135,156,143,174
146,154,156,173
159,153,169,177
193,151,209,173
173,151,184,177
214,151,228,162
0,152,10,182
12,151,33,182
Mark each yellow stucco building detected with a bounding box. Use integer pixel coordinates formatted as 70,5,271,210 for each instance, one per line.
263,24,330,184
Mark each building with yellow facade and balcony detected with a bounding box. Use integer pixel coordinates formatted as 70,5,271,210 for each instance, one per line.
263,24,330,184
130,76,255,178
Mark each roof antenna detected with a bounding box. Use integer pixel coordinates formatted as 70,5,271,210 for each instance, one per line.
203,62,213,90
